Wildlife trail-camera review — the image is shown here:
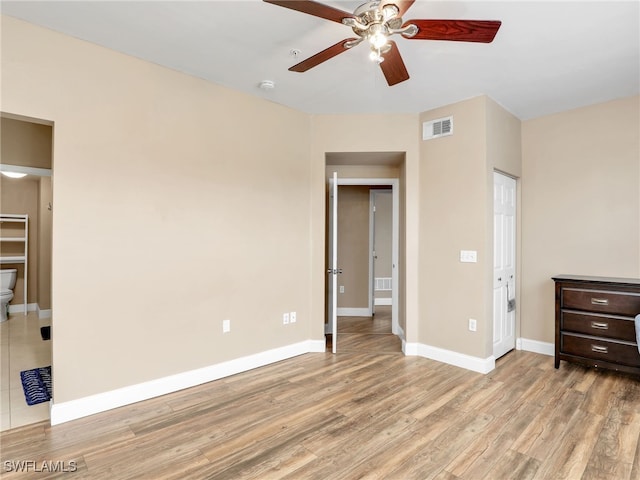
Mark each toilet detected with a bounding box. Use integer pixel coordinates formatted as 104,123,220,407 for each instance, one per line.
0,269,17,322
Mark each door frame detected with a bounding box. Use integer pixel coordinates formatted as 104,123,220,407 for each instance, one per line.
331,177,399,336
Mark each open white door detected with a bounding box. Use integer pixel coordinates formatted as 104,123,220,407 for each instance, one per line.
493,172,516,359
328,172,339,353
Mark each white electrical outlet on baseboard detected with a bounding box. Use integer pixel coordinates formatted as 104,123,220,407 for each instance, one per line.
290,312,296,323
222,319,231,333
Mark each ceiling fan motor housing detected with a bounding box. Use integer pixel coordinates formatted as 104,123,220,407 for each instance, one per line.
349,2,402,35
345,1,416,45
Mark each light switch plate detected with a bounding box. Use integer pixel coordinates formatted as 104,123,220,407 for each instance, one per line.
460,250,478,263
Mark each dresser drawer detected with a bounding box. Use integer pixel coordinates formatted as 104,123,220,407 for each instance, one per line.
562,288,640,316
561,311,637,342
561,333,640,367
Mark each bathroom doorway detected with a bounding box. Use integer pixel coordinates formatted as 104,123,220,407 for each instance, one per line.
0,113,53,431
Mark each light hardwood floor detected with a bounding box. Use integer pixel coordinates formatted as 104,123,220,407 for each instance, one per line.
1,316,639,479
0,312,52,431
329,306,402,354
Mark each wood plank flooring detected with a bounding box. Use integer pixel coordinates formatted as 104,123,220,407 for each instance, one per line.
1,328,639,478
327,306,403,354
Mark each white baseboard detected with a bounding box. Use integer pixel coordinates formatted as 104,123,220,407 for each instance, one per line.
50,339,326,426
37,305,52,319
374,298,392,306
517,338,554,356
396,324,405,342
8,303,51,319
404,342,495,374
8,303,37,313
402,339,417,356
336,308,371,317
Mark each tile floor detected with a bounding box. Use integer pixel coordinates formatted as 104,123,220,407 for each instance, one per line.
0,311,52,431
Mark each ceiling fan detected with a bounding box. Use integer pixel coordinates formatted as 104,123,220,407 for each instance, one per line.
263,0,501,86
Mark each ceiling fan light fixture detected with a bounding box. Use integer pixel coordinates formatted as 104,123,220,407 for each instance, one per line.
368,31,388,49
369,49,384,64
367,22,389,50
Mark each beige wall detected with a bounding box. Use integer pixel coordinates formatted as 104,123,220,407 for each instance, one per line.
521,96,640,344
336,185,370,309
0,176,39,305
2,16,313,402
1,117,52,169
419,97,489,358
486,98,523,178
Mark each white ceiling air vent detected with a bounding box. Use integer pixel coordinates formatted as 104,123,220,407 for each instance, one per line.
423,116,453,141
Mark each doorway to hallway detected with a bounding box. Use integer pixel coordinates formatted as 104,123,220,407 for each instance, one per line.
325,174,400,354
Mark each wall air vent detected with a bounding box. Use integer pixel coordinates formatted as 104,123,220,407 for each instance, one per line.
423,116,453,140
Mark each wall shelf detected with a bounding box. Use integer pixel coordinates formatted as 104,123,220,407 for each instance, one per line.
0,256,26,264
0,214,28,315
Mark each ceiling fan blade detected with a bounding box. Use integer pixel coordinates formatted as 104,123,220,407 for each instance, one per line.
380,41,409,86
403,19,502,43
382,0,415,18
289,38,359,72
263,0,354,24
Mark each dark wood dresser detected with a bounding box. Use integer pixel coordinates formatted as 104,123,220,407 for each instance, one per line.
553,275,640,375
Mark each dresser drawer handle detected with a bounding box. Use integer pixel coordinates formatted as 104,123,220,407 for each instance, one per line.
591,345,608,354
591,298,609,306
590,321,609,330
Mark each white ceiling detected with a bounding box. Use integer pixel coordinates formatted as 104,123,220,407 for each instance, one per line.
2,1,638,120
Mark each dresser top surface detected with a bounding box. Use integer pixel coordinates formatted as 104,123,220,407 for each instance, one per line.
552,274,640,287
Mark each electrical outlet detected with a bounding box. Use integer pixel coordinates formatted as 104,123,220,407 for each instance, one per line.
283,313,290,325
340,285,345,294
468,318,477,332
222,319,231,333
290,312,296,323
460,250,478,263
